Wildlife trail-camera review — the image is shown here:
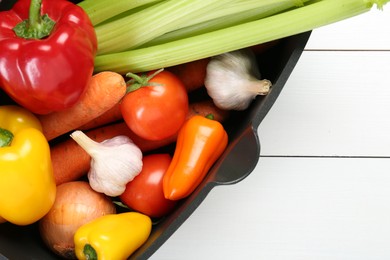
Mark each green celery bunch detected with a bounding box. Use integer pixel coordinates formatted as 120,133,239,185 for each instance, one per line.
78,0,389,74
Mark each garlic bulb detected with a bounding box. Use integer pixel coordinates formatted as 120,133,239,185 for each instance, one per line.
204,49,272,111
70,130,143,197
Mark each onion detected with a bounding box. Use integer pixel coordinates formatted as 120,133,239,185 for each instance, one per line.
39,181,116,259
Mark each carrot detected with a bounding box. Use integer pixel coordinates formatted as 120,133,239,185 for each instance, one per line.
166,58,210,92
51,99,230,185
52,123,131,185
38,71,127,141
78,103,122,130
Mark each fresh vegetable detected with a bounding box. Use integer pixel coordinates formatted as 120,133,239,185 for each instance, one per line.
38,71,126,141
187,99,230,123
166,41,278,92
78,0,162,26
0,105,56,225
205,49,271,110
51,123,171,186
74,212,152,260
0,0,97,114
166,58,210,92
79,97,229,134
91,0,234,54
51,100,230,186
121,69,189,141
70,130,143,197
163,115,228,200
92,0,388,74
120,154,177,218
39,181,116,259
138,0,308,49
78,103,123,131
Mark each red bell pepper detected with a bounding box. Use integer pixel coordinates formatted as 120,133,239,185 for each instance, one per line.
0,0,97,114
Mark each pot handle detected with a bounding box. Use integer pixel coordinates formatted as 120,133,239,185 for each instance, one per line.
210,125,260,185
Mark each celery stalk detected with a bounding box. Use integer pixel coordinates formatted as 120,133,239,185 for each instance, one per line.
94,0,388,74
94,0,236,55
162,0,306,32
78,0,163,26
139,0,311,48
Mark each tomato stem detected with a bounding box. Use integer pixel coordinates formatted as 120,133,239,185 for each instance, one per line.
125,68,164,93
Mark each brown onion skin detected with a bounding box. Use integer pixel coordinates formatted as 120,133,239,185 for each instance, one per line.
39,181,116,259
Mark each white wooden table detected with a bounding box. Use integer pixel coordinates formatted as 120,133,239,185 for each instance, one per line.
151,7,390,260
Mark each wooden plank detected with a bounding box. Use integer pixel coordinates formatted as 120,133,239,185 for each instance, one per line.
258,51,390,157
306,7,390,51
151,157,390,260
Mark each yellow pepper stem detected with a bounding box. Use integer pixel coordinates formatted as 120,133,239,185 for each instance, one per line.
0,127,13,147
83,244,98,260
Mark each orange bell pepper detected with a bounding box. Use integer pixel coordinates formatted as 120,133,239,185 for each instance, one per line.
163,115,228,200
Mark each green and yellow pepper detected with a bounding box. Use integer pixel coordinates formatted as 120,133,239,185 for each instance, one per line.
163,114,228,200
74,212,152,260
0,105,56,225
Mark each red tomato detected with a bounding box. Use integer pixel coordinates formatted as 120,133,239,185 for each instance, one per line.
120,154,177,218
120,69,189,141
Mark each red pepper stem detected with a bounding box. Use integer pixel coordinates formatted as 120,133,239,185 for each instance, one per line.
29,0,42,29
13,0,56,39
0,128,14,147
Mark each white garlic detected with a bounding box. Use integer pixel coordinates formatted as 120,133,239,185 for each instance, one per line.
204,49,272,111
70,130,143,197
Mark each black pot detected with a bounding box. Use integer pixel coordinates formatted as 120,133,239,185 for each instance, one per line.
0,1,311,259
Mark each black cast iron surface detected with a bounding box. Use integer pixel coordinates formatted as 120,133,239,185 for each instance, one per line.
0,1,311,259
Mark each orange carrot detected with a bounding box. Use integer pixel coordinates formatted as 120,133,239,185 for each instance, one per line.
51,99,230,185
38,71,127,141
78,103,122,130
52,123,132,185
166,58,210,92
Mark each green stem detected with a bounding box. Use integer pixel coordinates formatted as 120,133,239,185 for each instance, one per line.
94,0,386,74
0,128,14,148
13,0,55,39
83,244,97,260
126,68,164,92
28,0,42,30
205,114,215,120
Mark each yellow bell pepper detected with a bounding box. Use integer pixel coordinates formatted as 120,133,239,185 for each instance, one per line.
0,105,56,225
74,212,152,260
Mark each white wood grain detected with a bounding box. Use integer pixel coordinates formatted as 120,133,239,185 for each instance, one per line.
258,51,390,157
152,157,390,260
306,7,390,50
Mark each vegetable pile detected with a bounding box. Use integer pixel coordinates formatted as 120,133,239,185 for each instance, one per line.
0,0,388,259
